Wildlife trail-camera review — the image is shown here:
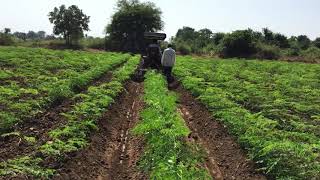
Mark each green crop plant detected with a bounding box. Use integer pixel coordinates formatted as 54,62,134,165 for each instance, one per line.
133,71,210,180
1,132,36,144
0,55,140,178
0,156,54,178
0,46,130,133
173,56,320,179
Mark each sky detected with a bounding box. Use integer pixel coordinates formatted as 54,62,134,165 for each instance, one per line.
0,0,319,40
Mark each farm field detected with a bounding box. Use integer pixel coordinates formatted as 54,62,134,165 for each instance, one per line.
0,46,319,180
0,46,130,133
174,56,320,179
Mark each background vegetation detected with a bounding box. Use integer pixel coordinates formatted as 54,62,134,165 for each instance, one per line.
171,26,320,63
1,0,319,63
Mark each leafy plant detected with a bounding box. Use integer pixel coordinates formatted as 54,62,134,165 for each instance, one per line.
174,56,320,179
0,156,54,178
0,46,130,133
133,71,210,179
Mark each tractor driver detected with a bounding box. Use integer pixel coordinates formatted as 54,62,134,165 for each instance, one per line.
147,39,162,69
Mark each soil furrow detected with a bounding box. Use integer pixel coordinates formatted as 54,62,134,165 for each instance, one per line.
0,69,117,161
54,81,147,180
175,85,267,180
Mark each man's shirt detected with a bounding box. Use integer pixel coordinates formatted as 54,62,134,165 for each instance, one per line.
161,47,176,67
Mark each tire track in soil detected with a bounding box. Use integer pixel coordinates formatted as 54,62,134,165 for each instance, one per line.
174,85,267,180
54,81,147,180
0,62,123,162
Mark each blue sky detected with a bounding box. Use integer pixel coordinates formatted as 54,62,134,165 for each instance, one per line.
0,0,319,40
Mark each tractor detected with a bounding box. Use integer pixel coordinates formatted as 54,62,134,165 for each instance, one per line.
134,32,166,82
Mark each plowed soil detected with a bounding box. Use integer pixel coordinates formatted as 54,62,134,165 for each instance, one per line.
175,85,268,180
2,75,270,180
53,81,147,180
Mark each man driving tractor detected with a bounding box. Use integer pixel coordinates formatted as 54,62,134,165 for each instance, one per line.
146,39,162,69
135,32,177,86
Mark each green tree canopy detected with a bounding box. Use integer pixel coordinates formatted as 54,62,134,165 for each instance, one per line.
212,32,225,45
297,35,311,50
219,29,258,58
49,5,90,46
313,37,320,48
274,33,289,48
27,31,37,39
263,28,274,43
106,0,163,52
4,28,11,34
175,27,198,42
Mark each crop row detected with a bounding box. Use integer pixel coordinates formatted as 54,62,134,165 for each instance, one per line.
173,56,320,179
0,47,130,133
133,71,210,179
0,56,140,178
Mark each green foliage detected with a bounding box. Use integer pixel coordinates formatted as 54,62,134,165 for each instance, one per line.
175,27,199,42
273,33,290,48
212,32,225,45
1,55,140,178
0,112,18,133
300,46,320,63
106,0,163,52
176,42,192,55
172,27,319,61
48,84,74,105
0,156,54,178
256,43,280,60
1,132,36,144
313,37,320,48
0,32,15,46
297,35,311,50
49,5,90,46
133,71,210,179
174,56,320,179
81,37,105,49
39,55,139,160
0,47,129,133
173,27,214,55
219,29,258,58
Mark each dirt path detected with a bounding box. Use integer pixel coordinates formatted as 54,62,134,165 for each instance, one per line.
0,70,116,161
175,86,267,180
54,81,147,180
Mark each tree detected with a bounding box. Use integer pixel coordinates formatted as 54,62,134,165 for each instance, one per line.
49,5,90,46
175,27,198,42
0,28,14,45
27,31,38,39
13,32,27,41
274,33,289,48
37,31,46,39
196,28,213,48
4,28,11,34
262,28,274,43
314,37,320,48
106,0,163,52
46,34,56,40
297,35,311,50
219,29,257,58
212,32,225,45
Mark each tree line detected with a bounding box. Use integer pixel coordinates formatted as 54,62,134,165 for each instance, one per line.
172,27,320,60
1,0,319,62
0,29,55,41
